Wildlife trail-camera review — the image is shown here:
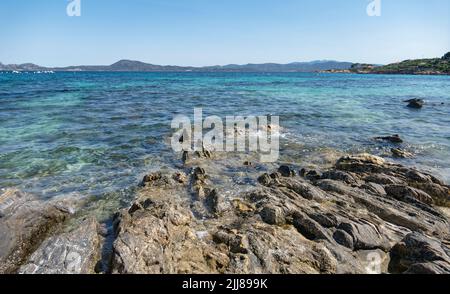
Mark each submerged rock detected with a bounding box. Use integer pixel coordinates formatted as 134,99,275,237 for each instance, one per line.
391,148,414,158
405,98,425,109
374,134,404,144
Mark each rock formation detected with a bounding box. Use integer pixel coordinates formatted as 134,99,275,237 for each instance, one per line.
2,153,449,274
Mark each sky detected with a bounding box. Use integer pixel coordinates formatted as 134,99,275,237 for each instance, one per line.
0,0,449,67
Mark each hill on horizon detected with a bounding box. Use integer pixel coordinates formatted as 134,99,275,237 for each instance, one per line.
0,59,353,72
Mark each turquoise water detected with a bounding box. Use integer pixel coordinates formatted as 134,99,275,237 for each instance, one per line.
1,72,449,209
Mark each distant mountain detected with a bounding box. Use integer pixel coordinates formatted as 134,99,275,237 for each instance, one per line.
202,60,353,72
0,59,353,72
0,62,47,71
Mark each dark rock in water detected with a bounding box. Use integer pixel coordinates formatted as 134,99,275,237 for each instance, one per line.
172,171,188,184
404,98,424,109
299,169,322,181
193,167,206,178
142,172,171,187
257,173,272,186
0,189,78,274
182,151,189,164
391,148,413,158
243,161,252,166
278,165,295,177
374,134,403,143
19,218,101,274
389,232,450,274
336,153,386,173
205,189,229,215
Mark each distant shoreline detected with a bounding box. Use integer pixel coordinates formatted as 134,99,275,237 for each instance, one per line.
2,70,449,76
1,52,448,75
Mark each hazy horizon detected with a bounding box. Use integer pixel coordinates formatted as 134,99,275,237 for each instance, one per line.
1,0,449,67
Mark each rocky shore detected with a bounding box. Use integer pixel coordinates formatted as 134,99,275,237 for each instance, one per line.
1,152,449,274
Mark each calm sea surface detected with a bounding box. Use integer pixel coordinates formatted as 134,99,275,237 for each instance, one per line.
1,72,449,216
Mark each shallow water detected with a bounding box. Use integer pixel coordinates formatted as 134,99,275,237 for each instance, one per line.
1,72,449,217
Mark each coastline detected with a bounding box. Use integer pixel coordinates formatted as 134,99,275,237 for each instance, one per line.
1,149,449,274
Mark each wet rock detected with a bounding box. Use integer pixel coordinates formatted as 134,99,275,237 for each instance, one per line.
405,98,424,109
182,146,213,165
243,161,252,166
19,218,101,274
257,173,272,186
172,171,188,184
0,189,77,274
142,172,171,187
336,154,386,173
182,151,189,164
192,167,209,200
391,148,414,158
278,165,295,177
193,167,206,180
374,134,404,144
205,189,229,215
389,232,450,274
300,169,322,181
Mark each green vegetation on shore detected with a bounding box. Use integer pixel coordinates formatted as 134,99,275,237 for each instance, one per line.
356,52,450,75
321,52,450,75
371,52,450,75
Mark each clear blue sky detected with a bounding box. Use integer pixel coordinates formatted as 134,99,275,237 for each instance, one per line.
0,0,449,66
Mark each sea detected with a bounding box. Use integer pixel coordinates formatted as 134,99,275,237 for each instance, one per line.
1,72,449,219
